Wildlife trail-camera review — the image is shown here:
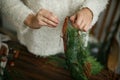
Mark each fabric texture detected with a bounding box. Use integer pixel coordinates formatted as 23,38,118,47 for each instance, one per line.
1,0,108,56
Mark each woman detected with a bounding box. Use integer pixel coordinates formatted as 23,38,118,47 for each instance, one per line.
1,0,108,56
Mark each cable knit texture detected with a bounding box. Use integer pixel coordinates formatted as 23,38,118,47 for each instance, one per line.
1,0,108,56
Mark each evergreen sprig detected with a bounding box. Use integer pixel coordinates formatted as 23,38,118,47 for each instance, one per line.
63,17,103,80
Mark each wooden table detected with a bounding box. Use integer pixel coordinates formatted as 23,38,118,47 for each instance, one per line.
4,41,120,80
5,41,73,80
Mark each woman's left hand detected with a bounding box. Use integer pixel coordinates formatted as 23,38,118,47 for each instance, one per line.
70,8,93,32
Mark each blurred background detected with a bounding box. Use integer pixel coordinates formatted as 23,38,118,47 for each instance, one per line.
90,0,120,74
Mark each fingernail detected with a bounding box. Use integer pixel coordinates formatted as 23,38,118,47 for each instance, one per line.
56,19,59,23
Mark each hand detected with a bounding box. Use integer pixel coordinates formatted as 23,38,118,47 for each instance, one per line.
24,8,59,29
70,8,93,32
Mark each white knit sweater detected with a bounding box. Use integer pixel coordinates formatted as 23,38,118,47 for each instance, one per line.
1,0,108,56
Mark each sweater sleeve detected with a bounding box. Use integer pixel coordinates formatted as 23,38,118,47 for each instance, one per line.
1,0,34,34
80,0,109,26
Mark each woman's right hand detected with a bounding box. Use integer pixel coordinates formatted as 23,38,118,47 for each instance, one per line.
24,8,59,29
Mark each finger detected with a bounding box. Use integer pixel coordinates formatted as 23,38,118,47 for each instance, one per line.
38,9,59,24
40,19,55,28
37,12,58,27
36,14,48,26
38,20,48,26
83,23,91,32
30,20,47,29
71,19,78,29
70,15,76,23
42,17,58,27
75,15,83,29
70,15,78,28
43,12,59,24
50,14,59,23
78,20,86,31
